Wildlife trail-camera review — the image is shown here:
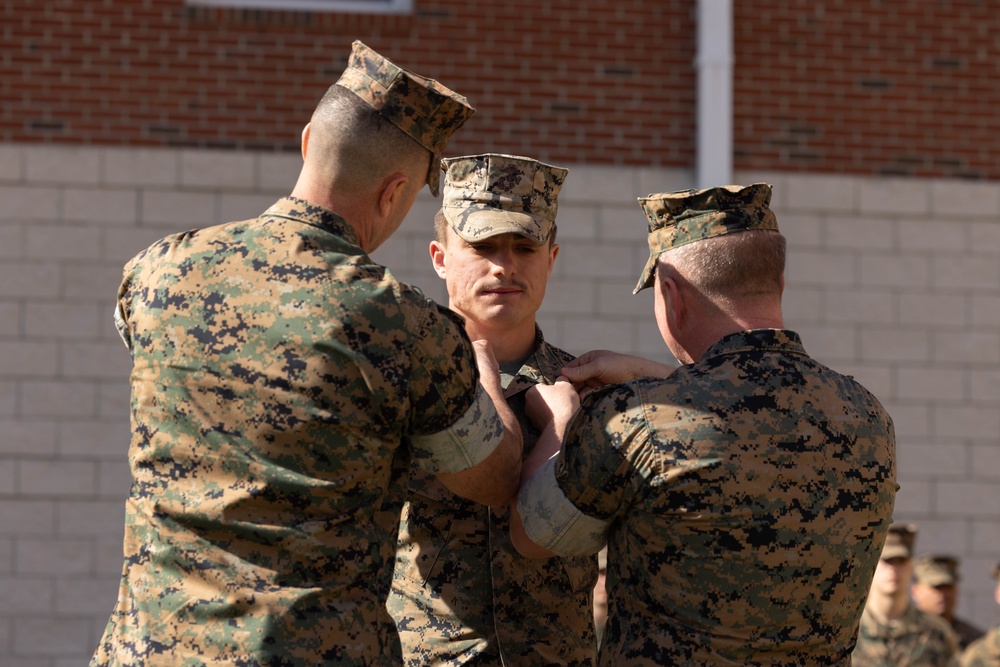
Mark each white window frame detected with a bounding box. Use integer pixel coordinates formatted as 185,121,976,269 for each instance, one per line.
188,0,413,14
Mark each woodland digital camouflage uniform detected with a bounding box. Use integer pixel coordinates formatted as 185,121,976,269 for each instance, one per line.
853,604,962,667
914,555,986,649
93,41,484,666
518,184,899,665
389,329,597,665
961,627,1000,667
388,154,598,665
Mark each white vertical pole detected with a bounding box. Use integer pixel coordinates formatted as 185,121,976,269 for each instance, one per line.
696,0,734,188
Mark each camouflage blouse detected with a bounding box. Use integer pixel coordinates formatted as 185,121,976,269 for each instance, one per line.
519,329,898,666
389,328,598,666
92,197,502,666
853,604,961,667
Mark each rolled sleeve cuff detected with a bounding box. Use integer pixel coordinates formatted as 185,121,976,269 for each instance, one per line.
410,383,504,475
517,456,610,557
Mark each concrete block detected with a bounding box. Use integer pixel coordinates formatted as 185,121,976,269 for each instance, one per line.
24,303,101,340
25,146,101,185
12,616,94,656
932,405,1000,440
103,147,179,187
0,501,55,535
0,421,58,456
97,460,131,497
859,253,931,289
62,263,125,302
859,178,931,216
896,440,967,477
936,480,1000,517
0,341,59,376
560,164,643,207
97,381,130,420
784,173,860,213
933,255,1000,291
556,202,600,242
969,369,1000,402
892,479,932,514
54,576,119,615
180,149,255,190
786,250,859,287
0,144,24,182
970,518,1000,555
825,289,895,324
0,224,24,258
782,286,823,324
894,366,966,402
25,225,102,261
0,302,19,337
61,342,131,379
255,151,301,192
18,460,98,497
968,220,1000,256
880,402,931,439
900,218,966,253
58,421,130,459
636,166,692,200
57,500,126,537
825,215,895,251
897,292,967,328
933,330,1000,364
0,186,60,221
62,188,138,226
20,381,96,418
559,242,638,280
969,443,1000,481
140,189,217,227
861,328,931,362
537,277,598,316
0,262,60,299
930,179,1000,218
971,294,1000,328
778,212,823,249
0,576,53,614
559,316,638,354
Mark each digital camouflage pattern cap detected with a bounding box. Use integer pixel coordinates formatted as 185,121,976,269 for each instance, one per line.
441,153,568,246
336,40,476,196
914,555,960,586
881,523,917,560
632,182,779,294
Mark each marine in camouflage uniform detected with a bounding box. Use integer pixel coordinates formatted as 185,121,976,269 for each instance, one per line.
90,42,514,667
515,184,898,665
388,154,598,665
959,561,1000,667
913,555,986,650
853,525,961,667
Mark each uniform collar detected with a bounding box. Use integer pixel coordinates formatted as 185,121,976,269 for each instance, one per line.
262,197,360,246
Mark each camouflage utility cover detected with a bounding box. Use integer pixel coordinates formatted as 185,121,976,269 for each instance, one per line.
336,40,476,196
92,197,502,666
518,329,898,666
633,182,779,293
388,328,598,666
853,604,961,667
441,153,568,246
961,627,1000,667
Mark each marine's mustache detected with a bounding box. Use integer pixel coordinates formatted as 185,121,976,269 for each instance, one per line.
479,279,528,292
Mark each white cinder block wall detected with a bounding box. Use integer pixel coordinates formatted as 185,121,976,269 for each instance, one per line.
1,144,998,666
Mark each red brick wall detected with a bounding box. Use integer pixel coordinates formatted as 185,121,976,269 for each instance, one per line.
4,1,998,180
735,0,1000,179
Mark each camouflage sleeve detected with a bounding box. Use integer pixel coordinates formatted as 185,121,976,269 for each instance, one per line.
517,381,649,556
406,301,504,475
113,256,139,351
